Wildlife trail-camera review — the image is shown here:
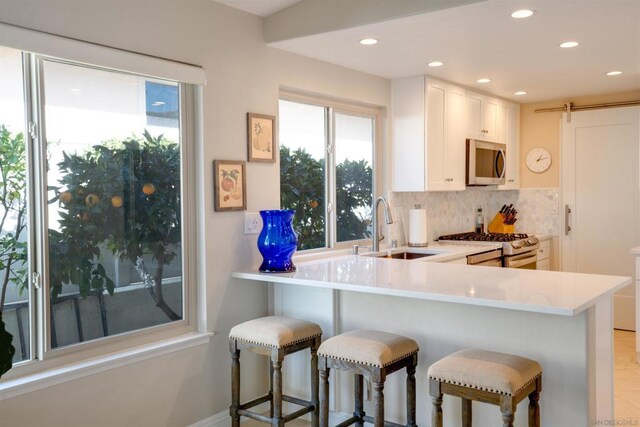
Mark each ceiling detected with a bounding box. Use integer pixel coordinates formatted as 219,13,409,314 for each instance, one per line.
218,0,640,103
213,0,301,17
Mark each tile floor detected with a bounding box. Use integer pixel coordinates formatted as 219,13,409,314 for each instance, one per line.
243,331,640,425
615,329,640,422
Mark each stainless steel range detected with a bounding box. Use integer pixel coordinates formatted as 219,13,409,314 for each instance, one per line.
438,232,539,269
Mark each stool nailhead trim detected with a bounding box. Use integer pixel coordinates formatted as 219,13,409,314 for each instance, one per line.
427,373,542,397
229,332,322,349
318,348,419,368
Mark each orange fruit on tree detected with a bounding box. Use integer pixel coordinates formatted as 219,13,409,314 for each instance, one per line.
111,196,124,208
142,183,156,195
85,194,100,207
59,191,72,204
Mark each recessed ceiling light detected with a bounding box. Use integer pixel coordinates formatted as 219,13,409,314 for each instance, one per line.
428,61,444,67
477,78,491,83
606,71,622,76
360,38,378,46
560,41,579,48
514,91,527,96
511,9,534,18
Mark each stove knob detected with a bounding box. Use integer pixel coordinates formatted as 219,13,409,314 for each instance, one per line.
512,241,522,249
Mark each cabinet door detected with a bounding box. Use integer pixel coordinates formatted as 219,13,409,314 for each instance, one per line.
497,102,520,190
425,81,447,191
446,85,466,190
465,91,484,140
482,97,499,142
465,91,498,142
537,258,551,270
392,76,426,191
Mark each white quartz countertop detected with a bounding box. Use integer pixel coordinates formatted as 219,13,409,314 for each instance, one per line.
233,255,630,316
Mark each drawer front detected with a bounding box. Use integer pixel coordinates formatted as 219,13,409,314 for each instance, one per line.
538,240,551,261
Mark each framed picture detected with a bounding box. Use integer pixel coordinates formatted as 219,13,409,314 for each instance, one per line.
247,112,276,163
213,160,247,211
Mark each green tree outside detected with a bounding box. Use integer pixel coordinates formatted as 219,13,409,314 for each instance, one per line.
280,145,372,249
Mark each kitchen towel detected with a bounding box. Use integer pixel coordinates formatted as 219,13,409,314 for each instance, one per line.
408,207,428,247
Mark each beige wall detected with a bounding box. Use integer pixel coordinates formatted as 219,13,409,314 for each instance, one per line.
520,90,640,188
0,1,390,425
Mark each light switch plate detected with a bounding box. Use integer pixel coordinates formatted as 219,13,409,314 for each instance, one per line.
244,212,262,235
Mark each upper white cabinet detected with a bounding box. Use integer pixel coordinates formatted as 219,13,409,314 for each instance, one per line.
497,101,520,189
392,76,465,192
465,90,499,142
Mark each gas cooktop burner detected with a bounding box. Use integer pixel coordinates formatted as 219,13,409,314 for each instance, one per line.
438,232,530,242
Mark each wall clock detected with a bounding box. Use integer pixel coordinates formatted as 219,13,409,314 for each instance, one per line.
526,148,552,173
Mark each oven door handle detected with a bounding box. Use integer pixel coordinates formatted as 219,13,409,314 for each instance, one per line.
505,253,537,268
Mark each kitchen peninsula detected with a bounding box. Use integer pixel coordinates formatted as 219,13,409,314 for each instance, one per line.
233,253,630,426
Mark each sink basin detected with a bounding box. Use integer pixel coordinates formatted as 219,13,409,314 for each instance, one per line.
384,251,438,260
362,248,448,260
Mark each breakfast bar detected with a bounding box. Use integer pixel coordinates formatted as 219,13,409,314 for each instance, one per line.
233,254,631,426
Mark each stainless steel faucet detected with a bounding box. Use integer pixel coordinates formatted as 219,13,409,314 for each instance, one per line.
372,196,393,252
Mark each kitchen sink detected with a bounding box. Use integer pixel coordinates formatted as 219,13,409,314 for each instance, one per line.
362,248,448,260
384,251,438,260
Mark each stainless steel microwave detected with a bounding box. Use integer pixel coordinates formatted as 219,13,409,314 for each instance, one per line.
466,139,506,185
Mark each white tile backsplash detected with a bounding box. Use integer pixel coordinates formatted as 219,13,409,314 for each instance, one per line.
388,188,560,244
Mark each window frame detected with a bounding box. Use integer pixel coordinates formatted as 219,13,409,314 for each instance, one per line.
279,91,382,252
1,51,200,379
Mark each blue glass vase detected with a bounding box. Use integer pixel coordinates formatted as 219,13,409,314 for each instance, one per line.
257,210,297,273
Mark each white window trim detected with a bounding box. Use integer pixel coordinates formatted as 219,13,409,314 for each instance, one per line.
0,332,212,401
0,48,205,384
279,91,383,251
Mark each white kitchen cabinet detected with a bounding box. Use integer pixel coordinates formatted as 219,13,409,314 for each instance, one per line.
537,239,551,270
392,76,465,191
465,90,499,142
497,101,520,190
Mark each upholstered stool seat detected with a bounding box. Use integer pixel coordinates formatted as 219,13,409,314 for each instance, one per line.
229,316,322,427
318,330,419,427
428,349,542,427
230,316,322,349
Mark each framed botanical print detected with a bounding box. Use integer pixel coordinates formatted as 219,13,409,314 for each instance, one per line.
247,112,276,163
213,160,246,211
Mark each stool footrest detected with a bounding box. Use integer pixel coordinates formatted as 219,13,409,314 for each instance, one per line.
362,415,405,427
283,405,314,422
237,410,273,424
239,394,271,411
335,416,360,427
237,394,315,424
282,394,311,407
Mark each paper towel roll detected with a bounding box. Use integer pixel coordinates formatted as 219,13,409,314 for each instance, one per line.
408,208,428,247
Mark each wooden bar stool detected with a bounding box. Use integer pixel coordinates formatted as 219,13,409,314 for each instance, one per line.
428,349,542,427
229,316,322,427
318,329,419,427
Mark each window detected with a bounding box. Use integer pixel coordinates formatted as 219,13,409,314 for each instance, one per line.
0,46,30,362
0,46,195,367
279,96,377,250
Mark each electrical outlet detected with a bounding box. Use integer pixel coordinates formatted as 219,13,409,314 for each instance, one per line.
244,212,262,235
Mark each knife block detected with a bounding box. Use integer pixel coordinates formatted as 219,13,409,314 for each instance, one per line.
488,213,515,234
